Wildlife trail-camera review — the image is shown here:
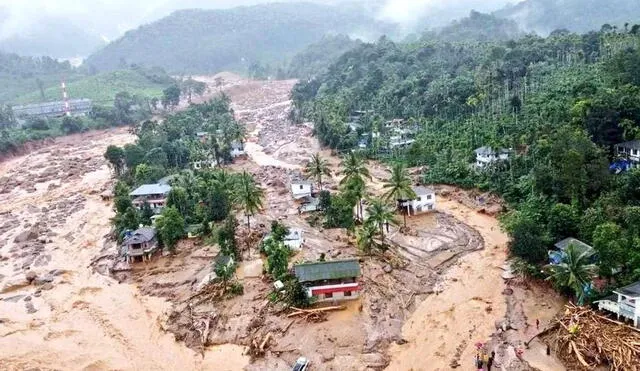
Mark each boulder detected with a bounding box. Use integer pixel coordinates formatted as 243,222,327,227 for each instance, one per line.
25,271,37,283
13,227,39,243
383,264,393,274
362,353,388,368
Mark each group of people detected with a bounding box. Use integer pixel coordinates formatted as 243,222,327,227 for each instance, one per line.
475,349,495,371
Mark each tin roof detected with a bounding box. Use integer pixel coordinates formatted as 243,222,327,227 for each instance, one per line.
294,259,360,283
130,184,171,197
616,140,640,150
123,227,156,245
554,237,592,251
412,186,434,196
615,281,640,297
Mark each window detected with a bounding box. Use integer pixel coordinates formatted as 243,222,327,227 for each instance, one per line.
324,292,333,299
426,195,432,200
299,185,304,189
416,197,421,202
344,291,352,297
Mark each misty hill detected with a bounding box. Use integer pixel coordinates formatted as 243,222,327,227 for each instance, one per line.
85,3,393,74
429,11,523,43
495,0,640,34
286,35,362,79
0,9,105,58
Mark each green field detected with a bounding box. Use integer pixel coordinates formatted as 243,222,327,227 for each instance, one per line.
10,69,169,105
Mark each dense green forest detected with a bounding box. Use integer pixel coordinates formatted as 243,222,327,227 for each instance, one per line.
286,35,362,79
425,11,523,43
495,0,640,34
293,25,640,300
84,3,394,74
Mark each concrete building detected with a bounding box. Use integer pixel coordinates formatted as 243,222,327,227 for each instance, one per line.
294,259,361,303
122,227,158,262
283,229,304,251
130,184,171,212
290,175,313,200
614,140,640,169
12,99,92,118
474,146,510,169
596,281,640,328
399,186,436,215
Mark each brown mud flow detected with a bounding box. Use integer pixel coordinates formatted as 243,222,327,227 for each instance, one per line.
0,75,564,370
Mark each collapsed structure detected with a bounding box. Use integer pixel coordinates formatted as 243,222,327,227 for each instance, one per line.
122,227,158,262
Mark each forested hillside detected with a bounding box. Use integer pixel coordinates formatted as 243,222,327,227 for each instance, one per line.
293,26,640,293
428,11,523,43
0,51,175,105
85,3,393,74
495,0,640,34
286,35,362,79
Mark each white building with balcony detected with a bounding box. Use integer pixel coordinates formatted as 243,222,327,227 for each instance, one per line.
399,186,436,216
595,281,640,328
615,140,640,168
474,146,510,169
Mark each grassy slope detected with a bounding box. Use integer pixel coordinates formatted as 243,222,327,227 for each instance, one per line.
10,70,166,105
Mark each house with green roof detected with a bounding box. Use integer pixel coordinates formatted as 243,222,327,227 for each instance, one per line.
293,259,361,303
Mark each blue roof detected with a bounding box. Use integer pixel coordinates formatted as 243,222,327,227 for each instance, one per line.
130,184,171,197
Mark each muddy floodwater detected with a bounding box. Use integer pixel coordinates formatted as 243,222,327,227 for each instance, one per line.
0,75,564,371
0,130,249,370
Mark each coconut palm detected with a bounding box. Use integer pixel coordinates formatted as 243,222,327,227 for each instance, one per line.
544,243,598,304
304,153,331,191
365,198,398,243
356,223,378,255
383,163,416,227
340,152,371,185
340,152,371,220
236,171,264,231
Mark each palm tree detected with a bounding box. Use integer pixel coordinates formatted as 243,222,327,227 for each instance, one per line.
236,171,264,231
365,198,398,244
340,152,371,185
383,163,416,228
356,223,378,255
304,153,331,191
340,152,371,220
544,243,598,304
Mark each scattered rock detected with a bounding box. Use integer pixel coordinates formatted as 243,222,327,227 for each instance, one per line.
383,264,393,274
41,283,54,291
362,353,388,368
321,350,335,362
24,296,32,302
25,302,37,314
34,275,54,285
502,288,514,296
13,227,39,243
396,338,408,345
25,271,37,283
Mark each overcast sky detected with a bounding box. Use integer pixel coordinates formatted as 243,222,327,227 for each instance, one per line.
0,0,515,42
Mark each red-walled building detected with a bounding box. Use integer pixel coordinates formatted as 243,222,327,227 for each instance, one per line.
294,259,361,303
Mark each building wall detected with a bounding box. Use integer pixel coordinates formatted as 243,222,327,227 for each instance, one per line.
291,183,312,198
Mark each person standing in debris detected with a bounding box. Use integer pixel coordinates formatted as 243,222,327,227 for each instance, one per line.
487,352,494,371
536,318,540,330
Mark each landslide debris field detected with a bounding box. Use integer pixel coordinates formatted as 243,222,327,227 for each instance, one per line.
0,75,562,371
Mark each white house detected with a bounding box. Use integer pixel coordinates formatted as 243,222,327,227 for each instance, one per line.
230,141,246,158
595,281,640,328
191,157,218,170
615,140,640,168
130,184,172,212
290,177,313,200
283,229,304,250
400,186,436,216
298,196,320,214
474,146,510,168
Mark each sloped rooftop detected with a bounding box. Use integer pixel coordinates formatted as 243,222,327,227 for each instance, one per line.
130,184,171,197
294,259,360,283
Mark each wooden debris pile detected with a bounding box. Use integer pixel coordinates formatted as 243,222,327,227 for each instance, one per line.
543,304,640,371
287,306,345,323
248,331,273,358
